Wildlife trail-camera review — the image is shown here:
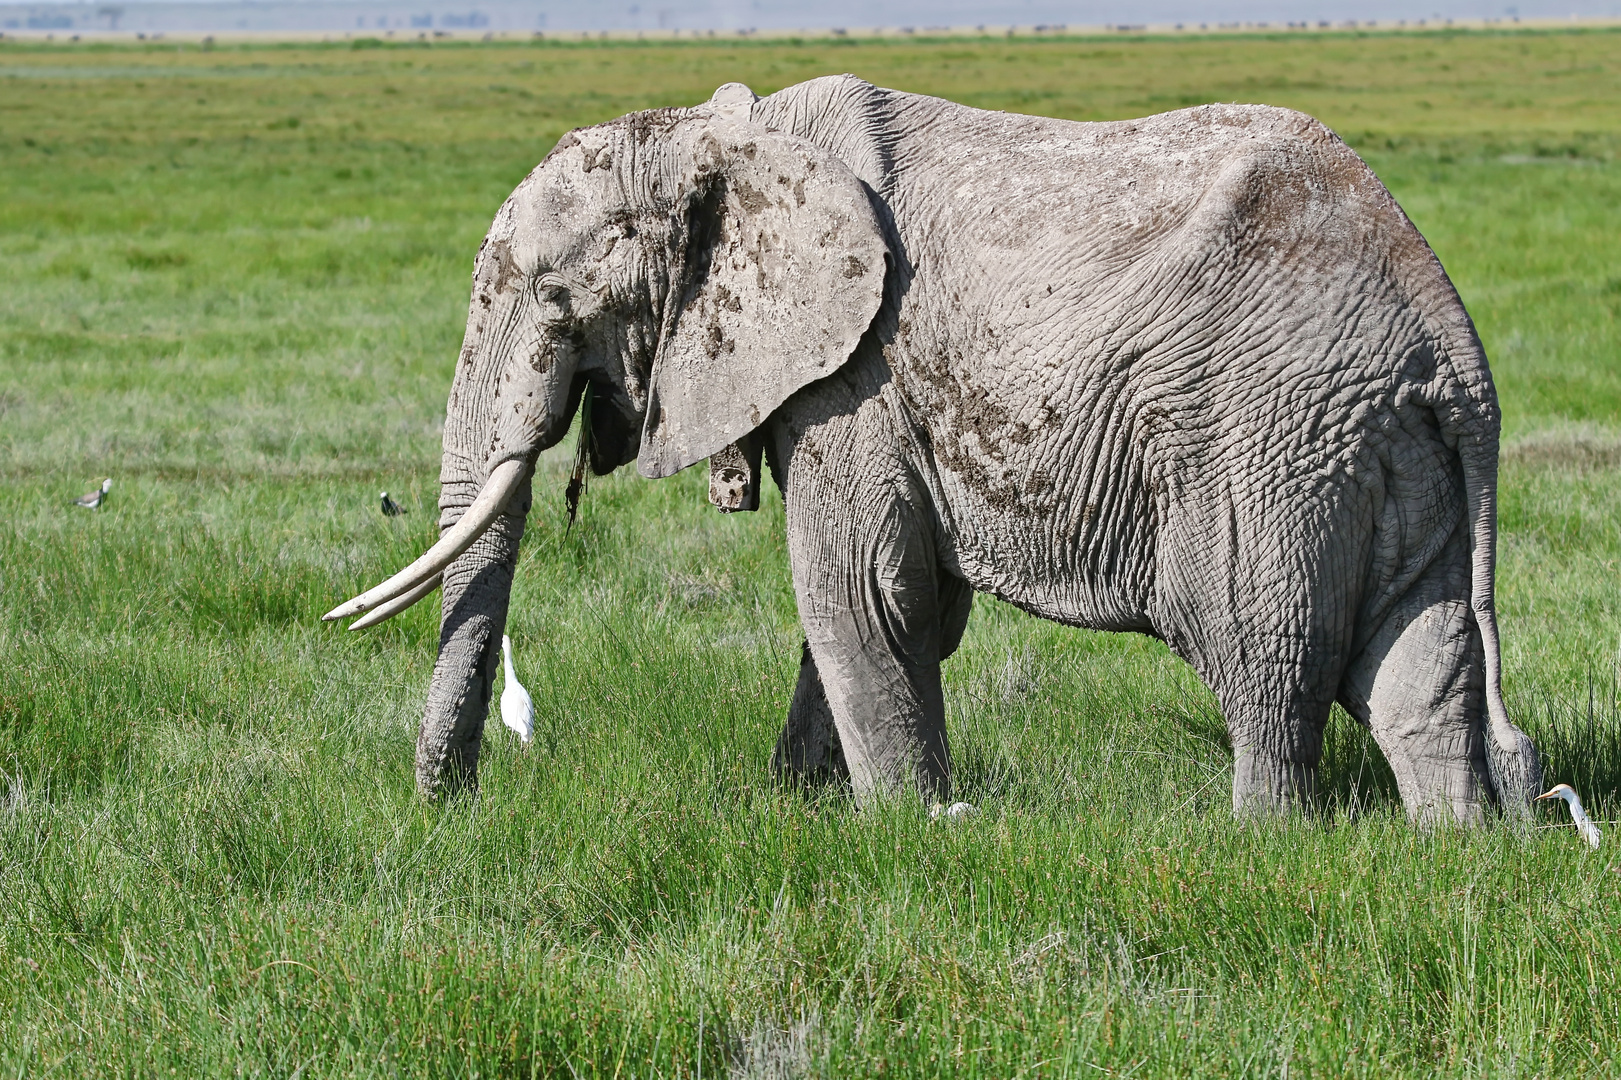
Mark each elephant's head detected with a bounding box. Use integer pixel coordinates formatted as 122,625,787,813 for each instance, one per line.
324,87,889,796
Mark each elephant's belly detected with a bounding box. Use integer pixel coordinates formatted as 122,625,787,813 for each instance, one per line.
930,443,1158,635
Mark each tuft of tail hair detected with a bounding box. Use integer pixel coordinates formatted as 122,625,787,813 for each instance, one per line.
1486,720,1543,822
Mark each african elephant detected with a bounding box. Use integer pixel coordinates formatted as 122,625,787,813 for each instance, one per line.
325,74,1541,823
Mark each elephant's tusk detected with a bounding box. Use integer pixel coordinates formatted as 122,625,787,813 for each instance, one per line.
346,573,443,631
323,458,529,624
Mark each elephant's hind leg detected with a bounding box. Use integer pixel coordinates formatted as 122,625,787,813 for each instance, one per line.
1159,483,1363,818
1338,528,1490,826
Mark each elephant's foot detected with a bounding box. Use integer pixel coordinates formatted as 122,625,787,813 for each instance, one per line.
772,719,849,789
1380,742,1490,828
1231,746,1316,816
415,740,480,800
1407,793,1486,829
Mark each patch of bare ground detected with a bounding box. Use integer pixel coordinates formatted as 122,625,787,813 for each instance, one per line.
1503,429,1621,470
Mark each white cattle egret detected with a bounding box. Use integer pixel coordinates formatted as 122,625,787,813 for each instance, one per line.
930,801,977,822
75,478,111,509
380,491,406,516
500,634,534,744
1537,784,1602,850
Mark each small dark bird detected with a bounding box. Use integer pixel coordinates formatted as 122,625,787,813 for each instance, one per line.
75,478,111,510
380,491,406,517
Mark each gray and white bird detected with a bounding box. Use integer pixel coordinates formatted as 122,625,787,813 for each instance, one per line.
75,478,111,510
500,634,534,744
380,491,406,517
1537,783,1602,850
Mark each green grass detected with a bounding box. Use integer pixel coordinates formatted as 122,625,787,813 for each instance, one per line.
2,30,1620,1076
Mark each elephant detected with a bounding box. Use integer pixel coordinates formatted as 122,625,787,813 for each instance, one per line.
325,74,1542,824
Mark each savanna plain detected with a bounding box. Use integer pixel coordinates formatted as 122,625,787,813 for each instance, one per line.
2,28,1620,1077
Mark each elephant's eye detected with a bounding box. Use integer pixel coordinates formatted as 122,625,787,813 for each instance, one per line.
533,274,572,324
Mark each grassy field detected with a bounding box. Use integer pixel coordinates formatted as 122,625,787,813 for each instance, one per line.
2,28,1620,1077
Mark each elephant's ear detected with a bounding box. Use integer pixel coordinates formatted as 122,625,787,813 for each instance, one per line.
637,120,888,479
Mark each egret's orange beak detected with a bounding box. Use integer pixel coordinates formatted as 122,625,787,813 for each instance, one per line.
1535,789,1560,801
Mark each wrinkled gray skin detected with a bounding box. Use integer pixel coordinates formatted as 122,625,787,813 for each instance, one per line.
414,74,1541,823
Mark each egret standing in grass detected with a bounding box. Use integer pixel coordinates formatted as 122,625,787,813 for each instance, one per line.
75,478,111,510
1537,783,1602,849
500,634,534,744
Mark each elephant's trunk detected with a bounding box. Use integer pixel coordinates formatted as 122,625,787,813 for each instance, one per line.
404,259,572,795
320,182,580,795
413,471,533,797
394,319,549,790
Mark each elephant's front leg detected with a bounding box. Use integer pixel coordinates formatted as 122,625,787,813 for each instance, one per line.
786,489,955,805
772,642,849,787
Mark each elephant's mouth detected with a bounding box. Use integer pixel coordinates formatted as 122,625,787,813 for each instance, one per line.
554,371,640,476
577,375,641,476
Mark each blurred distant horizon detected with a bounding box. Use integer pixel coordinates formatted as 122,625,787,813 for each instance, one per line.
3,0,1619,36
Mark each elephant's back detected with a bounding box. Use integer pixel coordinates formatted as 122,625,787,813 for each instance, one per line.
885,93,1467,631
889,94,1390,274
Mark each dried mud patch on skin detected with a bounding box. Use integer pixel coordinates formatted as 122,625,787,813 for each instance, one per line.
899,339,1047,517
1503,430,1621,471
486,238,522,297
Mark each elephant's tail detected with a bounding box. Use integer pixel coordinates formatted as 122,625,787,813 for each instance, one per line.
1429,289,1543,818
1462,434,1542,818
